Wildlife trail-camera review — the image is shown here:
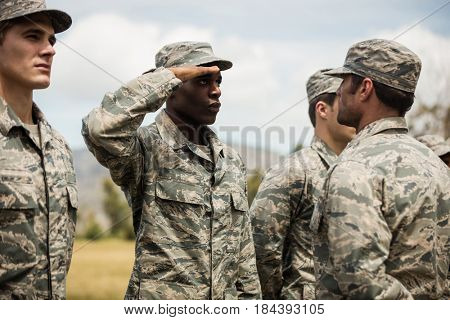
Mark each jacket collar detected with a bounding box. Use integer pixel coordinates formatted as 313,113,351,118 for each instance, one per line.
156,110,225,163
310,135,338,168
0,97,53,148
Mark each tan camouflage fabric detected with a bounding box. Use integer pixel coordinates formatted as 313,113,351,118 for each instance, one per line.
416,134,450,157
306,69,342,103
0,0,72,33
0,98,78,299
145,41,232,73
325,39,421,93
311,117,450,299
82,68,261,300
251,136,337,299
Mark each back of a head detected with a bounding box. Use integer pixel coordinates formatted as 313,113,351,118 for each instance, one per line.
306,68,341,127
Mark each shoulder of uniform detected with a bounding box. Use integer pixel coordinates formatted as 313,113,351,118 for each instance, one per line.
137,122,160,144
222,144,243,161
259,151,308,186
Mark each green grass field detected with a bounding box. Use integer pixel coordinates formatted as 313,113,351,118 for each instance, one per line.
67,238,135,300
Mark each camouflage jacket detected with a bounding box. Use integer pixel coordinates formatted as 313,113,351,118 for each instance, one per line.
311,117,450,299
251,136,337,299
0,99,78,299
82,68,261,300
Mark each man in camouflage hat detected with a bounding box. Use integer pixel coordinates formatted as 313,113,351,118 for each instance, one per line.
0,1,77,299
310,39,450,299
251,69,355,299
416,134,450,168
82,41,261,300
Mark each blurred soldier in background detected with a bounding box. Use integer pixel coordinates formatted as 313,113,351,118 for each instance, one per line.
416,134,450,168
251,69,355,299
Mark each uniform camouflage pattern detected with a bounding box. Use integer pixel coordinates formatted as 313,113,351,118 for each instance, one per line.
0,0,71,33
251,136,337,299
146,41,232,73
416,134,450,157
82,68,261,300
306,69,342,102
0,98,78,299
325,39,421,93
311,117,450,299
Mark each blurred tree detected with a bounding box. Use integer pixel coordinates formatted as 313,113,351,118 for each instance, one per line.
82,211,104,240
247,170,264,206
102,178,135,240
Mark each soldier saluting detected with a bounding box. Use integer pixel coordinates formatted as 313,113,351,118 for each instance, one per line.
0,0,77,299
82,41,261,299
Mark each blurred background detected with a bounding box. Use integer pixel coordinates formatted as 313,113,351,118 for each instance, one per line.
38,1,450,299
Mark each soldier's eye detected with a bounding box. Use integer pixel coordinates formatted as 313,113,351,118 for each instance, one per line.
26,34,40,41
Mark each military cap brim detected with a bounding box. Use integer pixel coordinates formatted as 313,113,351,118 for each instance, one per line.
144,56,232,74
323,66,354,78
196,56,233,71
0,8,72,34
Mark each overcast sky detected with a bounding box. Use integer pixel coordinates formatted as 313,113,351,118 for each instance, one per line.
35,0,450,153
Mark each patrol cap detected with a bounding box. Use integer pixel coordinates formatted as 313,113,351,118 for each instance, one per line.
0,0,72,33
307,68,342,103
325,39,421,93
416,135,450,157
146,41,232,73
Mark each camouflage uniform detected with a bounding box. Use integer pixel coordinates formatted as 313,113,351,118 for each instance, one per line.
311,39,450,299
251,69,341,299
417,135,450,298
82,42,261,300
416,135,450,158
0,0,74,300
0,100,78,299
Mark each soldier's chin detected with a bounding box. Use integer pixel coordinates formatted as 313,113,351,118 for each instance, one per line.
203,114,218,125
33,78,51,90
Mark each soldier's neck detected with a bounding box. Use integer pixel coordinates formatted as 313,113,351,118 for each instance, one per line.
0,80,34,124
356,100,401,133
179,124,209,145
315,127,347,156
165,109,208,145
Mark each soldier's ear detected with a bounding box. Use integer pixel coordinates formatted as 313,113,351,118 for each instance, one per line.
359,78,374,102
315,101,329,121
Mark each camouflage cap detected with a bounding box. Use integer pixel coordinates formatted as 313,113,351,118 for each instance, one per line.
0,0,71,33
306,68,342,103
325,39,421,93
416,134,450,157
151,41,232,72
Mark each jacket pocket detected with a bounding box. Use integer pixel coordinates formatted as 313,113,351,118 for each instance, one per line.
231,191,248,212
0,171,39,284
151,178,207,245
156,179,204,205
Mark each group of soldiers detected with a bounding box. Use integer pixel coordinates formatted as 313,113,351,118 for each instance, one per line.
0,0,449,300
